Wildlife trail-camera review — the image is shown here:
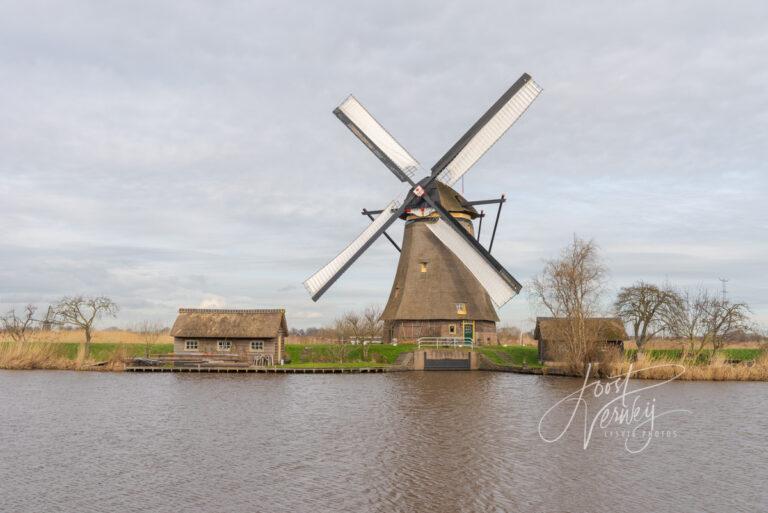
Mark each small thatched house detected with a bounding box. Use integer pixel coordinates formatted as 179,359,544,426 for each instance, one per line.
534,317,627,364
170,308,287,364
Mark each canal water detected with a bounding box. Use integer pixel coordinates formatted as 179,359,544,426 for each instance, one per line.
0,370,765,512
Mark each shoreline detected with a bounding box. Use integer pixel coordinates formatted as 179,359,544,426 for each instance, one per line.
2,340,767,381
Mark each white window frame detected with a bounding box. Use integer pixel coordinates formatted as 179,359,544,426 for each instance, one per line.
185,339,199,351
456,303,467,315
217,340,232,351
448,325,456,335
250,340,265,351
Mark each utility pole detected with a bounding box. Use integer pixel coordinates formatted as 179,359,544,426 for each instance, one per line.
719,277,729,301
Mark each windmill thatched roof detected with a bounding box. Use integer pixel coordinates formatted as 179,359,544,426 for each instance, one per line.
402,181,479,219
170,308,288,339
533,317,627,342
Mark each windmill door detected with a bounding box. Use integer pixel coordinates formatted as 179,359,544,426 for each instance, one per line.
462,321,475,345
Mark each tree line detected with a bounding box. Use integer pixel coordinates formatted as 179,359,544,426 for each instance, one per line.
531,236,756,368
289,305,384,343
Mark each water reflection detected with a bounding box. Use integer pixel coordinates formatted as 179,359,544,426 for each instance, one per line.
0,371,765,512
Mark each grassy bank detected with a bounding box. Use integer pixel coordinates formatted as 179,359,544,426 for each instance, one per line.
4,335,766,380
284,343,416,367
477,345,543,368
53,342,174,361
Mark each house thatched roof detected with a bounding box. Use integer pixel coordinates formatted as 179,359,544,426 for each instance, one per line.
534,317,627,342
170,308,288,339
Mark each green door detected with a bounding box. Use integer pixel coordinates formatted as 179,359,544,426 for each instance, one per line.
462,321,474,345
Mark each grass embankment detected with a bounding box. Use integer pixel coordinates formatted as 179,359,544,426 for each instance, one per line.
283,344,416,368
477,345,543,368
54,342,174,361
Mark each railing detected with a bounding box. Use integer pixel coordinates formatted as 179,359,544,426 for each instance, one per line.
417,337,473,349
251,354,274,367
349,336,383,345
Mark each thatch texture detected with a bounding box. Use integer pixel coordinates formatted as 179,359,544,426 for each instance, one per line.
381,219,498,323
170,309,288,339
401,181,479,219
533,317,627,342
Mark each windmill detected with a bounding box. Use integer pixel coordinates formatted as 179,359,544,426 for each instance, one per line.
304,73,542,344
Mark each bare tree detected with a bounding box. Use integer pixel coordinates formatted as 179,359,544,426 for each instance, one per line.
530,237,608,369
137,320,164,358
362,305,383,338
662,289,705,355
702,296,750,356
53,296,119,358
343,310,365,340
614,282,681,352
497,325,522,344
665,288,750,361
0,304,37,342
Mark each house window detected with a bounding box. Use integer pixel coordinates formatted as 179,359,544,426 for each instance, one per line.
448,325,456,335
185,340,198,351
420,262,428,273
250,341,264,351
456,303,467,315
217,340,232,351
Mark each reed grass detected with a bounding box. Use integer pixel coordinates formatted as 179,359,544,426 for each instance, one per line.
605,350,768,381
0,341,78,370
14,329,173,345
0,340,155,371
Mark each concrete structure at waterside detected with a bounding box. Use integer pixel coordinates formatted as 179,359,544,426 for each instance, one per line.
534,317,627,364
170,308,287,364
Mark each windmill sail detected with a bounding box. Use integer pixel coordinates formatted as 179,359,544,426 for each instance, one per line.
334,96,420,182
432,74,542,187
303,200,403,301
425,218,520,307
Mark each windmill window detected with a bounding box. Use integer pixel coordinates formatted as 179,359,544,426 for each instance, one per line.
185,340,198,351
250,341,264,351
420,262,428,273
449,325,456,335
456,303,467,315
217,340,232,351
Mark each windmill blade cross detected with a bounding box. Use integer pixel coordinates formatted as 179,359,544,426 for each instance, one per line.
306,74,540,303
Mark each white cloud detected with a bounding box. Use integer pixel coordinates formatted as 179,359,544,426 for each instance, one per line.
0,0,766,329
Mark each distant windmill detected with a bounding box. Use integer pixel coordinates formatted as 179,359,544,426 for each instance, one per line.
304,74,542,344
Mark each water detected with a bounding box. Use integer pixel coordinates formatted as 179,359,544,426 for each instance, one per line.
0,370,765,513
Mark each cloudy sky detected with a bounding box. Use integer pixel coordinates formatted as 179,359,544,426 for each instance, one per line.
1,0,766,331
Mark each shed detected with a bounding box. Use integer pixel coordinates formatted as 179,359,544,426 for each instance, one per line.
534,317,627,363
170,308,288,364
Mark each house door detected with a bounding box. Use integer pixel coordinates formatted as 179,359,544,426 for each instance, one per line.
462,321,474,345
